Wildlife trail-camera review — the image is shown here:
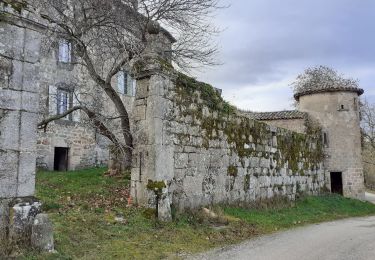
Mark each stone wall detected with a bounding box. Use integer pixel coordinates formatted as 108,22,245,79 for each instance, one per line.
131,65,326,211
37,122,103,170
0,8,41,200
261,118,306,134
0,7,49,253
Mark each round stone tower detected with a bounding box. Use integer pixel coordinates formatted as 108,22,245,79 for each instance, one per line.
295,83,365,199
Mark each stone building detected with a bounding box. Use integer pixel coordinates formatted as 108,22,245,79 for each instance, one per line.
295,85,365,199
35,53,137,171
0,0,366,235
245,84,365,199
0,2,174,250
29,15,175,172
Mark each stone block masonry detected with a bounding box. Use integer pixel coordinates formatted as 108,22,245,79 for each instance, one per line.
131,61,326,215
36,122,103,171
0,23,40,200
298,91,365,199
0,8,53,254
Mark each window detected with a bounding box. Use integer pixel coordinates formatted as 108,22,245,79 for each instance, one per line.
117,71,127,94
57,89,72,120
58,40,72,63
117,70,135,96
338,104,348,111
271,130,277,147
49,85,80,122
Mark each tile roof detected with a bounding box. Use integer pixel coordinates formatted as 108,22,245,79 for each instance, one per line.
294,84,364,101
243,110,307,121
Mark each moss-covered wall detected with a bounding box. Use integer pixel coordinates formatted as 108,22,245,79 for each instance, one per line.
131,67,326,210
159,73,326,210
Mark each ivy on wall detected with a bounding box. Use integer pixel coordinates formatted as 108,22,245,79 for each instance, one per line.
1,0,27,13
173,72,324,175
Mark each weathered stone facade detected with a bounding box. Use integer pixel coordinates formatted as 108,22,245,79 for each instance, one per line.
0,8,41,199
298,91,365,199
37,122,102,170
35,45,110,171
242,87,365,200
0,6,52,254
131,65,326,213
33,25,173,172
34,36,136,171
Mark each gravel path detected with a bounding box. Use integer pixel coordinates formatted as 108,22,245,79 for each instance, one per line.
189,216,375,260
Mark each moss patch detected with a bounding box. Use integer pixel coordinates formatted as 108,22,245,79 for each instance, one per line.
175,73,236,116
227,165,238,177
173,73,324,175
146,180,166,196
2,0,27,13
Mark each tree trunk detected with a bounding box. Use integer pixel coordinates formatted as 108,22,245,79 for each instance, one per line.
101,84,133,168
81,49,133,168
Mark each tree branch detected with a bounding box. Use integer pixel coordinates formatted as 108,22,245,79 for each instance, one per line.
38,106,83,130
38,105,124,149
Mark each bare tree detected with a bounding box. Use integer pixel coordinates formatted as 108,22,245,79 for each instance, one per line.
291,65,360,96
15,0,223,169
361,100,375,150
361,100,375,189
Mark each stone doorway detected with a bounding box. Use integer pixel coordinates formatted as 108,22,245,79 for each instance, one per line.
330,172,343,195
54,147,69,171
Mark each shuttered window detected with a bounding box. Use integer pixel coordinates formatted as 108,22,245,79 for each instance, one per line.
117,70,135,96
58,40,72,63
57,89,70,116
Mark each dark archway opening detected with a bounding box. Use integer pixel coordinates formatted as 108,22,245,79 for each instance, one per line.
330,172,343,195
54,147,69,171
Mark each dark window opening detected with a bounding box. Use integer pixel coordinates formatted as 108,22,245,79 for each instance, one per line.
54,147,69,171
323,132,329,147
330,172,343,195
338,104,348,111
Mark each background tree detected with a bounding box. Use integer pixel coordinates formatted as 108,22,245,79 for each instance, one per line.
361,100,375,190
361,100,375,150
22,0,222,169
291,65,360,96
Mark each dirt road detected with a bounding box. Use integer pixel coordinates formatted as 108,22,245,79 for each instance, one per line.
190,216,375,260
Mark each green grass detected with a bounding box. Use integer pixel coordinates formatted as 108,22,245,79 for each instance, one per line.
23,168,375,259
224,195,375,232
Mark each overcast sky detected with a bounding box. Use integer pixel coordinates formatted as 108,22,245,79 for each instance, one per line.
196,0,375,112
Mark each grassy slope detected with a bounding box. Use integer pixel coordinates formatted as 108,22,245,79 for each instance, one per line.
225,195,375,232
25,168,375,259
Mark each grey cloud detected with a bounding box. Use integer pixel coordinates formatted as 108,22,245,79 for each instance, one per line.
197,0,375,109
